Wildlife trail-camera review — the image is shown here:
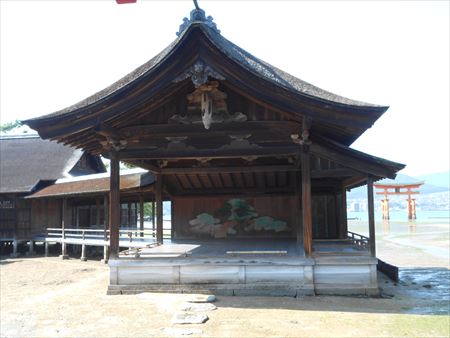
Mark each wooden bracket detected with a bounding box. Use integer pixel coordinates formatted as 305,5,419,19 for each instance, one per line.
95,124,127,151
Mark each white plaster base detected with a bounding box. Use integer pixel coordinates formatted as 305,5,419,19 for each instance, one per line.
107,255,378,296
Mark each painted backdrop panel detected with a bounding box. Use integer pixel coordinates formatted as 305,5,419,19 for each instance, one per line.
172,195,298,239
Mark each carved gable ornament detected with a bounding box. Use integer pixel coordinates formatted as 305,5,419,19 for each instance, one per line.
170,78,247,130
173,60,225,87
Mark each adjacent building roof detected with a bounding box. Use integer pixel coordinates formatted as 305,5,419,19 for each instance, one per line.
27,168,154,198
0,135,103,194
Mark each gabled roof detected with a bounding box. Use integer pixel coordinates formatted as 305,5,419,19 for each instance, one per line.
23,9,388,147
25,24,381,122
0,135,84,194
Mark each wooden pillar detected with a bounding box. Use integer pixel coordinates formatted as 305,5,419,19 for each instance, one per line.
60,198,68,259
339,186,348,239
109,152,120,259
301,150,313,256
152,201,156,237
95,198,101,228
127,202,132,228
367,176,376,257
102,194,109,263
156,174,163,244
139,195,144,237
294,170,303,248
103,194,109,241
75,206,80,229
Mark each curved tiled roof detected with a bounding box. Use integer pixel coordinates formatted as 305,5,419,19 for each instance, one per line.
25,20,383,123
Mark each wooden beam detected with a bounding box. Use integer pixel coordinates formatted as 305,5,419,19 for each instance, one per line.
119,121,300,140
161,165,297,175
367,176,376,257
169,186,294,196
310,142,394,179
155,173,164,244
118,146,299,161
95,123,119,138
301,148,313,257
109,151,120,259
342,175,367,190
311,168,356,178
127,161,161,174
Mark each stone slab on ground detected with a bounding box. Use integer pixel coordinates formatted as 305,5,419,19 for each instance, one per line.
180,303,217,312
163,327,202,336
186,294,216,303
172,313,209,324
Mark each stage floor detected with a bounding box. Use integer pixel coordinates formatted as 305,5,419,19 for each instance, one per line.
120,238,368,259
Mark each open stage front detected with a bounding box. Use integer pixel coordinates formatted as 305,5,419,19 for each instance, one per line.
108,239,379,296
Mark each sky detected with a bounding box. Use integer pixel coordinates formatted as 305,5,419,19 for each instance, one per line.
0,0,449,177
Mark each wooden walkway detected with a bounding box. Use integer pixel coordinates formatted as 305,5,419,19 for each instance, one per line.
2,226,171,261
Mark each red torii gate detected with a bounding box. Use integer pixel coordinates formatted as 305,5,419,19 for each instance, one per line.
374,182,424,220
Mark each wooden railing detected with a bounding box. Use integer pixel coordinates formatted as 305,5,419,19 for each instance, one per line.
347,231,369,249
45,226,171,245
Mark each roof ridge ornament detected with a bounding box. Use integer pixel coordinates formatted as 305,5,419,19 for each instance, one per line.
176,0,220,36
173,60,225,87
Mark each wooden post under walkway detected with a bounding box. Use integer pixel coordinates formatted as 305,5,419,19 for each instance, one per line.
60,198,68,259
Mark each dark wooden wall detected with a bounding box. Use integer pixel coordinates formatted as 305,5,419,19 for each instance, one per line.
31,199,62,233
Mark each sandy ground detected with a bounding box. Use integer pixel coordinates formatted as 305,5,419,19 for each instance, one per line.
1,220,449,337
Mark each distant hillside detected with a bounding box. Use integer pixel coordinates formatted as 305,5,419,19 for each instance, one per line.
417,171,449,189
347,172,448,199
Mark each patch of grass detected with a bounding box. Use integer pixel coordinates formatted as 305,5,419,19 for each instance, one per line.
385,314,450,337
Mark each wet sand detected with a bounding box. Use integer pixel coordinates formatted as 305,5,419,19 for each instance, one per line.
349,219,450,268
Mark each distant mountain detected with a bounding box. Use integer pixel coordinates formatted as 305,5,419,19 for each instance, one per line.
0,125,36,136
417,171,449,189
347,172,448,199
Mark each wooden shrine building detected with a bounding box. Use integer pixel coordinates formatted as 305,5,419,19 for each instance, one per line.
24,6,405,296
0,135,106,254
